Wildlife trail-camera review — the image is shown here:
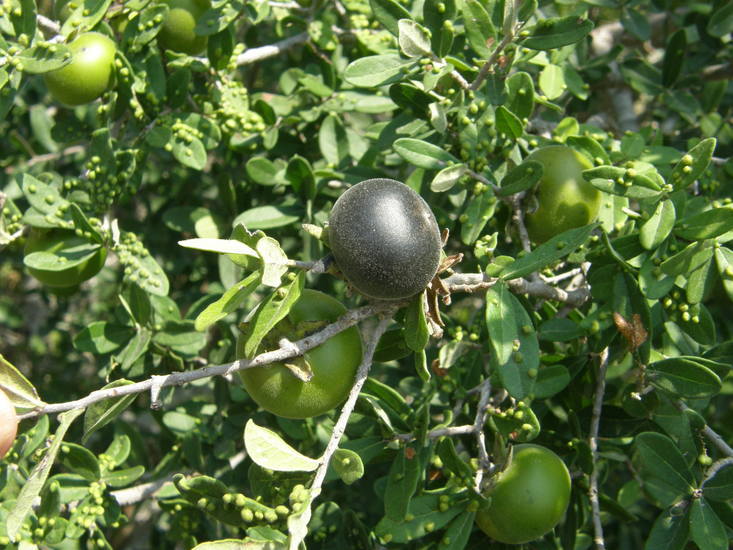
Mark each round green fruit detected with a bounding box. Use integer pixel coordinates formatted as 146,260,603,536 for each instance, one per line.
44,32,116,106
0,390,18,460
157,0,210,55
328,178,442,300
475,444,571,544
24,229,107,290
236,289,362,419
524,145,601,243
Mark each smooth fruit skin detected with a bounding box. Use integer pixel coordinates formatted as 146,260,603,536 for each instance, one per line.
44,32,116,106
525,145,601,244
0,390,18,460
157,0,210,55
475,444,571,544
328,178,442,300
237,289,362,419
24,229,107,289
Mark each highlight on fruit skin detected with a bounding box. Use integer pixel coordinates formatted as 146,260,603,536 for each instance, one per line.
328,178,442,300
0,390,18,460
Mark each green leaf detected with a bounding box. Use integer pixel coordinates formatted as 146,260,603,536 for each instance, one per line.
398,19,431,57
6,408,84,542
660,241,713,277
463,0,495,57
585,166,662,200
431,163,466,192
20,173,69,216
522,16,594,50
440,510,476,550
539,64,566,100
0,354,45,413
61,0,113,35
404,292,429,351
633,432,695,507
256,237,288,288
485,280,538,399
670,138,716,190
344,54,415,88
648,357,722,398
17,44,72,74
533,364,571,399
505,72,535,120
644,506,690,550
675,208,733,240
233,205,303,230
58,442,101,481
394,138,459,169
715,247,733,301
376,494,464,543
332,448,365,485
640,199,676,250
73,322,134,354
539,318,582,342
369,0,411,36
662,29,686,87
436,437,473,481
286,155,316,200
319,114,349,166
103,465,145,487
244,419,319,472
246,157,286,186
702,459,733,502
495,105,523,139
707,2,733,37
500,223,597,280
239,272,304,358
153,320,208,357
690,498,729,550
82,379,138,443
497,160,543,197
384,446,426,521
195,272,261,331
461,191,496,245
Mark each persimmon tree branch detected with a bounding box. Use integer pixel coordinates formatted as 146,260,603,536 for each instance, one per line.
589,348,609,550
444,273,590,307
290,311,396,550
18,302,394,420
235,32,309,66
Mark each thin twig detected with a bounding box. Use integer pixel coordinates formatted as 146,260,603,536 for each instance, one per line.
5,145,85,174
589,348,609,550
473,379,493,491
111,478,174,507
393,424,476,441
444,273,590,307
235,32,309,66
470,28,518,92
36,14,61,36
290,311,396,550
18,302,392,420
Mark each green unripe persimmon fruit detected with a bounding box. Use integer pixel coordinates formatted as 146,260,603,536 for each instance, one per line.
24,229,107,291
157,0,210,55
236,289,362,419
44,32,116,106
525,145,601,243
0,390,18,459
475,444,571,544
